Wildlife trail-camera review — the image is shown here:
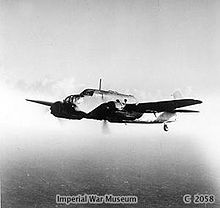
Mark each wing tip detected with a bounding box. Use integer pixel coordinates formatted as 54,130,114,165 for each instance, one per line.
195,99,202,104
25,99,53,106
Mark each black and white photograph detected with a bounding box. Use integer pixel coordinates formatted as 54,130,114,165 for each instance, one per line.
1,0,220,207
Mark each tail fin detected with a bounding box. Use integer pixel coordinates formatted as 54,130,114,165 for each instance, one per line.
171,90,183,99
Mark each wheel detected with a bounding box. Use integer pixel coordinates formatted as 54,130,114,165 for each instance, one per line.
163,123,169,131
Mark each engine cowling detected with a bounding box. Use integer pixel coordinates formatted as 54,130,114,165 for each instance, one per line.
50,101,64,117
50,101,86,119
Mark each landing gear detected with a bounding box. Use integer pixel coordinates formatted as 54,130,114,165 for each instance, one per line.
163,123,169,132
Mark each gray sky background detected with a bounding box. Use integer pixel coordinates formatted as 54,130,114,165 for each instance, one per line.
0,0,220,95
1,0,220,198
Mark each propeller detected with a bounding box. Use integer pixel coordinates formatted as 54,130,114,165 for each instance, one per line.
102,119,110,134
99,78,104,100
39,102,66,125
42,107,50,114
56,118,67,126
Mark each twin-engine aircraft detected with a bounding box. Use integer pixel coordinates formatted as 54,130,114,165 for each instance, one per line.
26,79,202,131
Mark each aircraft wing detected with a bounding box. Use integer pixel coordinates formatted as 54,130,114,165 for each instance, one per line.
124,99,202,113
109,120,174,124
26,99,53,106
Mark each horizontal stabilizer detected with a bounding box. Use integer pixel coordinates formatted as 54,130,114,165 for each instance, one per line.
172,90,183,99
26,99,53,106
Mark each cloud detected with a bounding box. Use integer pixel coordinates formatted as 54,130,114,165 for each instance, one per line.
13,77,78,98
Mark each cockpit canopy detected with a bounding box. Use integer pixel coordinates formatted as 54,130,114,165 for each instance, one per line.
64,95,80,104
64,89,95,104
80,89,95,96
63,88,136,104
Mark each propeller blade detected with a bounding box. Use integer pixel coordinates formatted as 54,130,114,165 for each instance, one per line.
102,120,110,134
56,118,67,126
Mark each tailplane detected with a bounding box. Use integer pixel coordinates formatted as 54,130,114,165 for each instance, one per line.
172,90,183,99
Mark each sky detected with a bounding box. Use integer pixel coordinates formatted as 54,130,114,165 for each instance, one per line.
1,0,220,204
0,0,220,94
